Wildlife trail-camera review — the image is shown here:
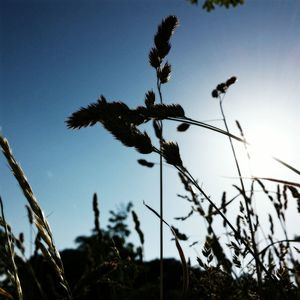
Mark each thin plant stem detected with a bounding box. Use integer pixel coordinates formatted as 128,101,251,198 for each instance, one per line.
166,116,246,143
218,96,262,284
156,71,164,300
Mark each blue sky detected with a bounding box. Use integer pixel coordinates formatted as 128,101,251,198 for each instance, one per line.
1,0,300,263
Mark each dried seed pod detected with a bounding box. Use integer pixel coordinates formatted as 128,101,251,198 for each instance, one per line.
174,209,193,221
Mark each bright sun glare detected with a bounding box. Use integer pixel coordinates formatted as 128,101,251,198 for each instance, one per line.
240,126,293,178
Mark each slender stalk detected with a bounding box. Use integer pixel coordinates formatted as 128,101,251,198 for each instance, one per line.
218,97,261,284
157,72,164,300
167,116,246,143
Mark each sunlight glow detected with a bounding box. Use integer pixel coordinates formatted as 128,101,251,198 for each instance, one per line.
244,126,293,178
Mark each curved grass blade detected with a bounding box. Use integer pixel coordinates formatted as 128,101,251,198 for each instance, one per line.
253,177,300,188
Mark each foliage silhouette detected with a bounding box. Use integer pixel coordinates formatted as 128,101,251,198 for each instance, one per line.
189,0,244,11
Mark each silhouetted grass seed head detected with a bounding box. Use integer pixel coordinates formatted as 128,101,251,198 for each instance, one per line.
177,123,190,132
226,76,237,87
158,62,172,84
216,83,227,93
154,16,179,59
211,76,237,98
161,141,183,167
145,90,156,108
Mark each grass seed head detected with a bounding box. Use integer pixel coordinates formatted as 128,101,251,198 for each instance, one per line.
161,141,183,167
154,15,179,59
145,90,156,107
149,47,161,68
159,62,172,84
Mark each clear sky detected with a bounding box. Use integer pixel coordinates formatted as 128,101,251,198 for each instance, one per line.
1,0,300,263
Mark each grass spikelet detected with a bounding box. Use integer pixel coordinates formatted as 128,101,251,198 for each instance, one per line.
0,197,23,300
177,122,190,132
174,209,193,221
132,210,144,248
161,141,183,167
226,76,237,87
145,90,156,107
154,15,179,59
0,135,72,299
25,205,33,224
92,193,102,239
66,96,107,129
171,226,188,241
158,62,172,83
202,238,214,265
153,120,162,139
15,233,25,256
137,159,154,168
103,117,153,154
134,131,153,154
269,214,274,235
147,103,185,119
210,235,232,273
287,186,300,213
149,47,161,68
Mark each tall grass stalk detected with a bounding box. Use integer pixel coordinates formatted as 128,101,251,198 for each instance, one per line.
0,135,73,300
158,80,164,300
150,16,179,299
218,93,261,284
